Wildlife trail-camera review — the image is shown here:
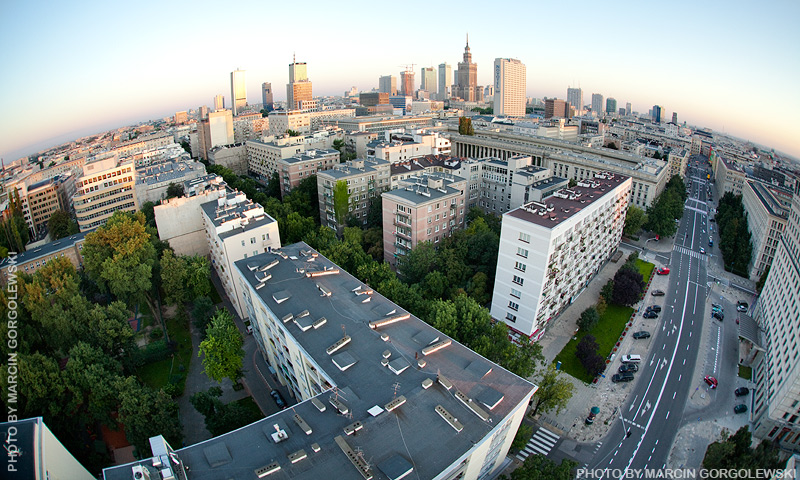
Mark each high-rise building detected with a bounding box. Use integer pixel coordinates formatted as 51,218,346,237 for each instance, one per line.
652,105,664,123
74,155,138,232
606,97,617,114
420,67,437,93
626,102,632,116
544,98,569,119
438,63,452,100
454,35,482,102
262,82,273,110
214,94,224,111
287,57,313,111
567,87,583,115
379,75,397,95
197,109,234,160
672,112,678,124
174,111,187,125
751,182,800,449
493,58,526,117
591,93,604,115
230,69,247,116
400,70,415,96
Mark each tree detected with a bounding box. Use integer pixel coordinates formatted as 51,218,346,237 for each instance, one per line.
600,279,615,303
458,117,474,135
0,188,30,253
568,178,578,188
160,249,187,306
577,307,599,331
624,205,648,236
265,172,281,199
192,296,216,335
595,297,608,317
511,454,578,480
332,180,349,226
703,426,781,472
190,387,263,437
185,255,211,300
530,364,575,417
286,129,301,137
511,423,533,451
612,267,645,306
165,182,184,199
756,266,770,294
365,196,383,229
47,210,78,240
116,376,182,457
198,309,245,384
575,335,604,377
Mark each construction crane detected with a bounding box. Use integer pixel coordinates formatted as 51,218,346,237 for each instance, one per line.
397,64,416,72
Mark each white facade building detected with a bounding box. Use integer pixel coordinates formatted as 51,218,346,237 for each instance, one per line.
493,58,526,117
490,172,632,340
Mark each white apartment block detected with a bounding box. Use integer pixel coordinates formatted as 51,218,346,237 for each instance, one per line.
367,129,451,163
490,172,632,340
477,155,567,215
751,184,800,451
493,58,526,117
317,158,391,231
268,110,311,136
112,132,174,158
74,156,138,232
666,148,689,178
246,136,306,182
743,180,790,280
201,192,281,319
134,159,206,205
714,154,747,196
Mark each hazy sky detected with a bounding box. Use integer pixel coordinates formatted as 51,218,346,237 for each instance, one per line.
1,0,798,161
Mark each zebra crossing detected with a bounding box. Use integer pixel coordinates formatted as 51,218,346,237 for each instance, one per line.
673,245,706,260
515,426,560,461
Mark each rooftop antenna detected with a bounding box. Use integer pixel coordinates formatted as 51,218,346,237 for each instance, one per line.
392,382,401,400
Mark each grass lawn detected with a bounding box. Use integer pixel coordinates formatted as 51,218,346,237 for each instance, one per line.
138,313,193,393
234,396,265,419
636,259,655,281
738,365,752,380
554,303,634,383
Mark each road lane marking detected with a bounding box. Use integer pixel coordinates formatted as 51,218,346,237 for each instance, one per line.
666,411,670,419
673,391,676,399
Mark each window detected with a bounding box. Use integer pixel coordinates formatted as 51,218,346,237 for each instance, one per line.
262,234,269,240
510,288,522,298
512,275,524,285
508,301,519,311
241,240,245,247
250,237,256,244
505,313,517,322
517,247,528,258
515,261,526,272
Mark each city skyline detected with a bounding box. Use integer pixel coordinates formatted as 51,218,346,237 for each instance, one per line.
1,0,798,161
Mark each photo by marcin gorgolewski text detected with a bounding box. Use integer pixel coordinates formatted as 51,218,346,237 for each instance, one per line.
576,467,796,479
4,252,19,475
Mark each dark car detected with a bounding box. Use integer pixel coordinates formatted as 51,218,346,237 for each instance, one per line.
651,290,665,296
712,303,723,311
737,305,748,313
632,331,651,339
713,311,724,321
734,404,748,414
648,305,662,313
735,387,750,397
270,389,287,410
643,311,658,319
737,301,749,308
619,363,639,373
612,372,635,383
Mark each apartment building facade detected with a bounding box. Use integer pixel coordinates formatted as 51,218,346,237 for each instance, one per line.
74,156,138,232
278,149,339,195
317,158,391,231
0,232,88,284
490,172,632,340
743,180,790,281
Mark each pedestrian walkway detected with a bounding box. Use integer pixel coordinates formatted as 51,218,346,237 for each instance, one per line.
516,426,560,461
673,245,706,260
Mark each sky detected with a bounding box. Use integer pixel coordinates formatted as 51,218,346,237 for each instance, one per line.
1,0,799,161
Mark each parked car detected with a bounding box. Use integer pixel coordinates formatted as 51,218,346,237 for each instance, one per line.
648,305,662,313
737,305,748,313
619,363,639,373
643,311,658,319
737,301,749,308
270,389,287,409
657,267,670,275
713,311,724,321
735,387,750,397
700,247,706,254
704,376,718,389
712,303,723,311
621,355,641,363
632,331,651,339
612,372,635,383
734,404,748,414
651,290,665,296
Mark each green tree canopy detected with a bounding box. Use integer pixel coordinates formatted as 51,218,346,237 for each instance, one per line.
702,426,781,472
332,180,350,226
166,182,185,199
199,309,245,384
577,307,600,331
47,210,79,240
530,364,575,418
511,454,578,480
623,205,647,236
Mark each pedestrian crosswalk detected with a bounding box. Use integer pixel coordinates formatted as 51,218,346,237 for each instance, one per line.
673,245,706,260
516,426,560,461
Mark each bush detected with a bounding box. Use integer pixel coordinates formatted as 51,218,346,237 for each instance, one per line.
149,327,164,340
577,307,599,331
612,268,645,306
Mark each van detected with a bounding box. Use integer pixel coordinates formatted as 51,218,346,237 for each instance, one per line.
621,354,641,363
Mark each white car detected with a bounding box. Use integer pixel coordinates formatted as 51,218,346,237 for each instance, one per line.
700,247,705,254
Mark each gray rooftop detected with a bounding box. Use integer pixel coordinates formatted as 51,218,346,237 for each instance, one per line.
105,242,534,480
135,160,205,186
0,232,88,269
200,193,277,240
282,149,339,164
383,173,465,205
318,159,389,180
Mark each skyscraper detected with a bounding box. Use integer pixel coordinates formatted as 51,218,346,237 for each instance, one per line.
544,98,569,119
379,75,397,95
652,105,664,123
420,67,437,93
287,56,313,111
214,94,224,111
567,87,583,115
230,69,247,116
591,93,604,116
493,58,526,117
626,102,632,116
454,35,482,102
262,82,273,111
606,97,617,114
672,112,678,124
400,70,415,96
438,63,452,100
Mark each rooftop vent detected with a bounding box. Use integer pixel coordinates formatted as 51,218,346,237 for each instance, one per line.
344,421,363,436
306,268,340,278
260,259,279,271
329,396,350,415
313,317,327,329
255,462,281,478
269,424,289,443
326,335,351,355
311,397,327,412
437,374,454,390
334,435,373,480
288,449,307,464
384,395,407,412
369,313,410,330
422,339,452,356
455,391,490,422
281,313,294,323
317,284,332,297
255,272,272,283
435,405,464,432
293,414,312,435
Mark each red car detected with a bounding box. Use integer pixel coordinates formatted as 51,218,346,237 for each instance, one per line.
704,376,718,389
657,267,670,275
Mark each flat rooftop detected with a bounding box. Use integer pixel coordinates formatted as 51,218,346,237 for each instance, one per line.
282,149,339,164
383,172,465,205
200,193,277,239
105,242,535,480
0,232,88,269
507,172,630,229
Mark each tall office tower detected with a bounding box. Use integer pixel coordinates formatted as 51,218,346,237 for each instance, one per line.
420,67,437,93
214,94,225,111
606,97,617,114
567,87,583,115
454,35,481,101
751,183,800,449
287,57,313,111
379,75,397,95
230,69,247,116
652,105,664,123
400,70,415,96
199,105,209,120
262,82,273,110
591,93,604,115
672,112,678,124
493,58,526,117
544,98,569,119
626,102,632,116
438,63,452,100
